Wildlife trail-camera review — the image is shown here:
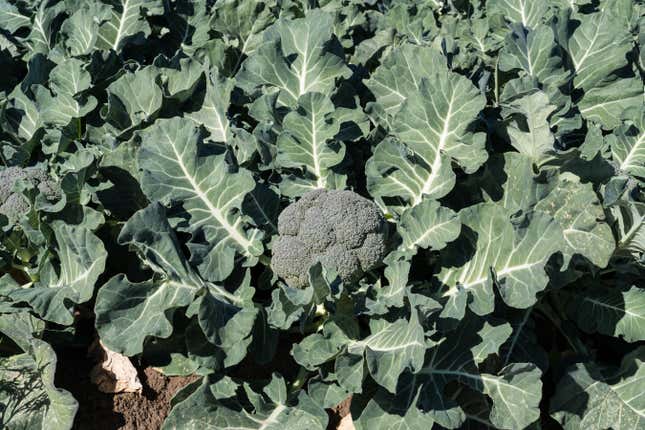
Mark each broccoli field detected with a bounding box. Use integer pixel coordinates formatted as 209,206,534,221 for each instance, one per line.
0,0,644,429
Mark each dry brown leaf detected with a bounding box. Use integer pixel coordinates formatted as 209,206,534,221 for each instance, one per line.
337,413,355,430
90,340,143,394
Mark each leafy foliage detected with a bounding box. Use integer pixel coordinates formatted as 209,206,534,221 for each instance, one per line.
0,0,644,429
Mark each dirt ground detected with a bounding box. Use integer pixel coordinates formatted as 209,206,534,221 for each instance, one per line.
56,346,351,430
55,349,198,430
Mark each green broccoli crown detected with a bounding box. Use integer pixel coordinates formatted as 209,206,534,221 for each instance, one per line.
0,166,60,223
271,189,388,288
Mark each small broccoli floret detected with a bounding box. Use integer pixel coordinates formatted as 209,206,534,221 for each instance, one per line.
0,166,60,223
0,167,29,197
271,189,388,288
0,193,30,222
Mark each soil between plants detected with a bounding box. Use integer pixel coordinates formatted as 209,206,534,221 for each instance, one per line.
55,344,350,429
55,349,199,430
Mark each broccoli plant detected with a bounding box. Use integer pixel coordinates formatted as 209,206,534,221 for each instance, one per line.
271,189,388,288
0,166,60,223
0,1,644,429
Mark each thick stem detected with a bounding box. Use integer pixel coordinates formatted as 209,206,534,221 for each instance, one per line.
258,254,271,266
289,366,310,394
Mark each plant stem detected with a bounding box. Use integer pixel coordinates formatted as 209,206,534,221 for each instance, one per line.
258,254,271,266
290,366,310,393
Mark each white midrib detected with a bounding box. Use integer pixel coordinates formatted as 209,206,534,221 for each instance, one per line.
365,339,424,352
414,94,454,206
112,0,130,51
579,96,639,114
424,368,534,397
571,22,601,72
444,260,542,296
246,404,286,430
164,131,253,253
526,37,534,76
56,259,100,289
348,338,423,354
619,132,645,171
200,104,229,141
506,0,529,28
238,21,255,57
459,218,495,286
6,11,28,22
14,98,36,138
406,220,453,250
34,14,48,47
214,107,228,140
519,0,528,27
583,297,645,319
310,107,324,188
298,42,309,95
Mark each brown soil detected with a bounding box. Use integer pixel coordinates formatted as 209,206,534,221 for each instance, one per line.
55,348,198,430
56,342,350,429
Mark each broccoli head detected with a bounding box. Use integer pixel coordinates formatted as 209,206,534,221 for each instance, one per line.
271,189,388,288
0,166,60,223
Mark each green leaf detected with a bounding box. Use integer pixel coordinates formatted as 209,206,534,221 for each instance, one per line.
237,10,351,106
0,1,31,34
276,92,345,193
24,3,66,57
137,117,263,281
551,347,645,430
398,199,461,253
163,375,329,429
353,314,540,430
35,85,97,127
210,0,275,68
185,70,232,143
368,74,486,207
365,43,446,118
471,320,513,364
96,0,162,52
0,314,77,430
567,9,632,90
478,363,543,429
95,203,201,355
611,200,645,262
493,153,555,214
157,57,204,103
365,260,413,312
438,203,561,314
608,109,645,179
48,59,92,96
499,24,568,87
488,0,548,29
579,77,644,130
567,284,645,343
104,66,163,131
4,88,42,142
502,91,557,165
347,312,425,393
60,2,110,56
9,223,107,325
292,322,350,371
534,178,615,267
197,282,258,368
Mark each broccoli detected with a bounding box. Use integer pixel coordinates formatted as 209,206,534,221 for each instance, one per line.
271,189,388,288
0,166,60,223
